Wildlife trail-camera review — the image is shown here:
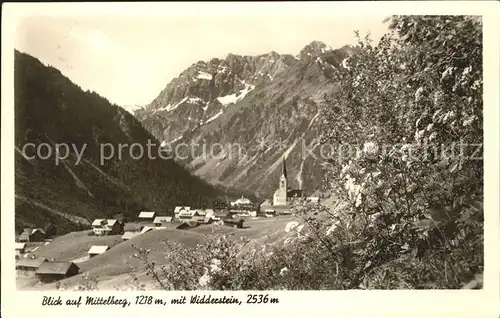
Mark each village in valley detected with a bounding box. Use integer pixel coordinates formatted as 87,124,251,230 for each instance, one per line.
15,158,322,289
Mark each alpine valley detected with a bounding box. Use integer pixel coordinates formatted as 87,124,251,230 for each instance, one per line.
14,51,236,234
135,41,359,198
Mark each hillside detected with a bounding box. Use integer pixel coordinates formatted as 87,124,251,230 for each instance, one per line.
14,50,232,235
135,41,359,198
18,216,295,290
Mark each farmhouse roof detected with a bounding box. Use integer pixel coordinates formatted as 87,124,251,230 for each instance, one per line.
153,216,172,224
260,199,272,207
122,232,139,240
22,228,45,235
138,211,156,218
192,209,207,216
178,209,194,216
36,261,79,275
32,228,46,235
92,219,118,227
179,220,198,228
88,245,109,255
15,242,26,250
140,226,154,234
174,206,190,213
234,196,252,205
16,257,47,269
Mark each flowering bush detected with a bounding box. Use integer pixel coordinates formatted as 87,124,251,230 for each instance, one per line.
128,16,483,290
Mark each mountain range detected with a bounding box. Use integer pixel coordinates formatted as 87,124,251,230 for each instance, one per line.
14,51,246,235
13,40,358,233
134,41,359,198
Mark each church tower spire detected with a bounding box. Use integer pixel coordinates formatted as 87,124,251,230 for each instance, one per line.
273,156,289,206
282,157,287,179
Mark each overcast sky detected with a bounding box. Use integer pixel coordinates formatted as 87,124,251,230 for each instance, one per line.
14,4,390,106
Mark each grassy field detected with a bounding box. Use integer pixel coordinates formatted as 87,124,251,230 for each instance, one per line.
18,215,296,291
28,230,123,261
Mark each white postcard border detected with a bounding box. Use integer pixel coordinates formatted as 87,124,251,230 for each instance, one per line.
2,2,499,318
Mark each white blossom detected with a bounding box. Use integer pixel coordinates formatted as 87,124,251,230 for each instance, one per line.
429,132,437,142
415,118,422,128
442,110,455,123
433,92,444,106
441,66,454,81
344,177,362,201
341,164,350,176
326,220,341,235
283,237,293,245
280,267,289,276
415,87,424,102
209,258,221,273
414,129,425,141
432,109,442,122
355,193,363,207
462,66,472,75
295,224,305,233
400,143,412,152
471,80,481,90
463,115,476,127
198,269,211,287
363,142,378,156
285,221,300,233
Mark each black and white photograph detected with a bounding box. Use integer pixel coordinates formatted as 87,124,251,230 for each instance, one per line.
1,2,499,316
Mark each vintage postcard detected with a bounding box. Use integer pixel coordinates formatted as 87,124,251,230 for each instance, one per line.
1,2,499,317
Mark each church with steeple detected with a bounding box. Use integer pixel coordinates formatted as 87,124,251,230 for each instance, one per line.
272,158,303,206
273,158,288,206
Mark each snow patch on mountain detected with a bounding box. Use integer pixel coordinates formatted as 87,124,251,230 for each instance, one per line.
216,83,255,106
188,97,204,104
161,136,183,146
321,46,333,53
204,110,223,124
154,97,188,113
121,104,145,114
197,71,213,80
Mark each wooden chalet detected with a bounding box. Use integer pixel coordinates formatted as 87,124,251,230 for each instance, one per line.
18,228,45,242
88,245,109,258
35,261,80,283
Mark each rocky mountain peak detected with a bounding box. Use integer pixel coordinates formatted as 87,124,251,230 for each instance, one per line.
134,40,362,196
298,40,333,59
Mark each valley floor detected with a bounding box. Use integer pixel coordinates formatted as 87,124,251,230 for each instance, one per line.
16,215,295,291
